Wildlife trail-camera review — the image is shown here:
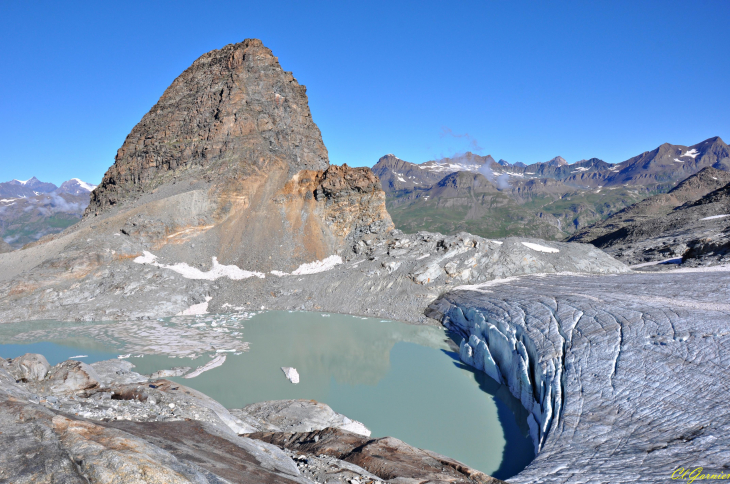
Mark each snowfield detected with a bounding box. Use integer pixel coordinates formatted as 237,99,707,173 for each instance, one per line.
133,251,265,280
521,242,560,253
291,255,343,275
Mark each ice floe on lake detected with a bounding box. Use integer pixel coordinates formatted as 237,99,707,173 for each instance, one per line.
281,366,300,384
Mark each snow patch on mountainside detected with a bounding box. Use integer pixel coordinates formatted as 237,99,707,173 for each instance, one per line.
521,242,560,253
133,251,265,280
291,255,343,275
70,178,97,191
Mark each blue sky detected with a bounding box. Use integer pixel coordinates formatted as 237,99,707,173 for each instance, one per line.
1,1,728,185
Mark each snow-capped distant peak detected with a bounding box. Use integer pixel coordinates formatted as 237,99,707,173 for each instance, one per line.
70,178,97,191
12,178,31,185
55,178,98,195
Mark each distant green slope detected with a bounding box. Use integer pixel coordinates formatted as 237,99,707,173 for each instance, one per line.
387,186,651,241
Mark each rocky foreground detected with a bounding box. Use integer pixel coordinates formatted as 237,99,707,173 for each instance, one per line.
0,353,503,483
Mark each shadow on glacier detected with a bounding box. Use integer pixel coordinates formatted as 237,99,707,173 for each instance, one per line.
441,338,535,481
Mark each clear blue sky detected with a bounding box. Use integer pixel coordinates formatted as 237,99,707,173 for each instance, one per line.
1,1,728,185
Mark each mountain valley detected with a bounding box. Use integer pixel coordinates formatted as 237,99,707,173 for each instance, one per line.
373,137,730,240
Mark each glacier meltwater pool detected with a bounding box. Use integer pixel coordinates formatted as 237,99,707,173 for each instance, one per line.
0,311,534,479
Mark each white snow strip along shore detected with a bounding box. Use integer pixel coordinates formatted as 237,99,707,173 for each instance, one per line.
178,296,212,316
133,251,265,280
184,354,227,378
631,257,683,269
700,214,730,221
521,242,560,253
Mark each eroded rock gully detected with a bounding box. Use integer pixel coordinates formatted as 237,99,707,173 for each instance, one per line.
428,269,730,483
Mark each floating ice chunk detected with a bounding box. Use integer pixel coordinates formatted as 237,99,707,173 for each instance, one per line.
291,255,342,275
69,355,88,359
184,354,226,378
521,242,559,253
118,354,131,359
700,214,730,220
281,367,300,384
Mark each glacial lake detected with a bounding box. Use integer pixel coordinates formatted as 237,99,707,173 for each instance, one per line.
0,311,534,479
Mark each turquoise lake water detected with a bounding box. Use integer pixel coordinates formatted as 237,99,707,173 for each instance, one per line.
0,311,533,479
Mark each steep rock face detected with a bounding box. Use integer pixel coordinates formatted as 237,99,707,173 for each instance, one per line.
313,164,393,246
87,39,329,215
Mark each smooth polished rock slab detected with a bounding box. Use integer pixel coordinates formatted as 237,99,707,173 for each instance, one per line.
428,269,730,483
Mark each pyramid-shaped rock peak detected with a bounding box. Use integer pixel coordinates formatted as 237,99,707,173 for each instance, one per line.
88,39,329,214
81,39,391,273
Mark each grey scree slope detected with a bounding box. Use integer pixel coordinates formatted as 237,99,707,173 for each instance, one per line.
0,226,628,323
428,268,730,483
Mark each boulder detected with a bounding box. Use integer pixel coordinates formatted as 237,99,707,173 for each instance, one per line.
45,360,101,394
10,353,50,381
232,399,371,436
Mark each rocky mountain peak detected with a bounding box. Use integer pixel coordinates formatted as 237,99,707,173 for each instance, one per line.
0,177,57,198
87,38,329,215
546,156,568,167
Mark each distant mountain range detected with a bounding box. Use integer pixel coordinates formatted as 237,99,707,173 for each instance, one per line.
0,177,97,249
372,137,730,240
568,166,730,267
